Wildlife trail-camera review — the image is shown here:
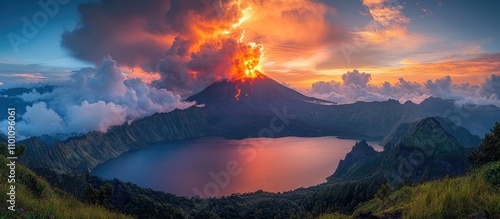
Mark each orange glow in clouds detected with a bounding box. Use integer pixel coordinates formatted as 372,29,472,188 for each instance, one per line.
213,1,265,100
112,0,499,92
121,67,161,83
229,5,264,80
190,0,265,82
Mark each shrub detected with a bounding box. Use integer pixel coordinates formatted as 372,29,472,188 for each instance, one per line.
469,123,500,167
483,162,500,188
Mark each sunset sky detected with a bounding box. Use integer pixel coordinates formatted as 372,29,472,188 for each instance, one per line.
0,0,499,89
0,0,500,138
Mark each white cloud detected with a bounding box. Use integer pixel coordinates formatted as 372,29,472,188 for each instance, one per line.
341,69,371,87
1,56,193,138
67,101,126,133
17,102,65,136
309,69,500,107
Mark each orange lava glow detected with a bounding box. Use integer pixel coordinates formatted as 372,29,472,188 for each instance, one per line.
232,70,267,100
228,6,265,81
209,1,265,100
235,88,242,100
182,0,265,84
226,41,264,82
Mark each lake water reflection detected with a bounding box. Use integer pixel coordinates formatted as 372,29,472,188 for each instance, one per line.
93,136,382,197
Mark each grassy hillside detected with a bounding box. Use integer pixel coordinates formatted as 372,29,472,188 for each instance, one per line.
320,162,500,219
0,147,131,219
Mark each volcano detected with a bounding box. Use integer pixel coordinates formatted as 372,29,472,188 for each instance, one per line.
187,72,334,111
185,72,337,139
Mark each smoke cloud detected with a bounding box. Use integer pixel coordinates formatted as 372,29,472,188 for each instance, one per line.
309,69,500,107
61,0,172,70
153,0,266,94
62,0,267,95
61,0,346,95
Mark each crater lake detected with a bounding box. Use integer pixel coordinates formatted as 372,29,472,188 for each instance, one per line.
93,136,382,197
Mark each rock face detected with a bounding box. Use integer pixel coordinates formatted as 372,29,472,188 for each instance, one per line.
380,122,419,151
18,74,500,175
329,117,473,184
331,140,378,179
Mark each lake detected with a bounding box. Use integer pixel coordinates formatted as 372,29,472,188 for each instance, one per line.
92,136,382,198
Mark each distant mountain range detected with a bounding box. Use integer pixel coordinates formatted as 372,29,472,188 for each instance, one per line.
17,73,500,174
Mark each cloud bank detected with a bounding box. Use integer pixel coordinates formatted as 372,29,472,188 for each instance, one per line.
309,70,500,107
1,56,192,138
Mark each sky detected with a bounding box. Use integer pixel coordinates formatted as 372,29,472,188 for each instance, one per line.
0,0,499,88
0,0,500,138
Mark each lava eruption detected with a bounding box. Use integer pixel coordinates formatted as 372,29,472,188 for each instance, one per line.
152,0,266,96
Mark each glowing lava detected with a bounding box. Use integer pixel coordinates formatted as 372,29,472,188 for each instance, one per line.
235,88,242,100
229,5,264,81
189,0,266,101
226,3,265,100
233,70,267,101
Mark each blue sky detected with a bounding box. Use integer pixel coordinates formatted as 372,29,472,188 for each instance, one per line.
0,0,92,86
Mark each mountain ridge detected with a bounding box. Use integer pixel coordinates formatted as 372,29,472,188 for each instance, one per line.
329,117,473,183
381,117,482,150
18,75,500,174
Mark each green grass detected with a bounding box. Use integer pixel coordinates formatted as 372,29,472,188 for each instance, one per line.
321,162,500,219
317,212,349,219
0,155,131,219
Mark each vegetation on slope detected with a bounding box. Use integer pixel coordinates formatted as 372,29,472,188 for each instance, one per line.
330,117,472,184
320,122,500,219
469,122,500,167
319,164,500,219
352,162,500,218
0,143,131,219
34,172,383,219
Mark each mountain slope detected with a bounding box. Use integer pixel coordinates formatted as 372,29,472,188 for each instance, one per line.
21,107,210,173
381,117,482,150
329,117,472,183
350,162,500,219
187,73,333,109
434,117,482,147
186,73,339,138
0,144,131,219
330,140,380,180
